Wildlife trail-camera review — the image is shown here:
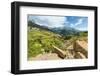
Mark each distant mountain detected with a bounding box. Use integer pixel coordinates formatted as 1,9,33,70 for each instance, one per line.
49,26,80,36
28,21,80,36
28,20,52,31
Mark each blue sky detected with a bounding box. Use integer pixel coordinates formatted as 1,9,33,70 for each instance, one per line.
28,15,88,31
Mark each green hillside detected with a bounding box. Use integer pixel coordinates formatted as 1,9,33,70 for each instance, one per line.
28,27,64,58
28,21,88,59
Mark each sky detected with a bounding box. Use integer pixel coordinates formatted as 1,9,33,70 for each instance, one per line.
28,15,88,31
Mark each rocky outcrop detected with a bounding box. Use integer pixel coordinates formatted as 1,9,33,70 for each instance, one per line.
73,40,88,58
74,52,86,59
52,45,66,59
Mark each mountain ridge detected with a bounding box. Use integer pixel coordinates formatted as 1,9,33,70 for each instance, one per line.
28,21,87,36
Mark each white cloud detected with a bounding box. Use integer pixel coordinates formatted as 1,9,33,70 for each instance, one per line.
70,23,74,27
28,15,88,31
75,18,83,26
69,18,84,29
70,18,87,31
30,16,66,28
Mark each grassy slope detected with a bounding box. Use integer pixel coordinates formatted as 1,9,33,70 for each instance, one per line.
28,27,64,58
28,26,88,58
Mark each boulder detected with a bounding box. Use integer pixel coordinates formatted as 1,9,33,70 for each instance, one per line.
74,52,86,59
52,45,66,59
73,40,88,58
